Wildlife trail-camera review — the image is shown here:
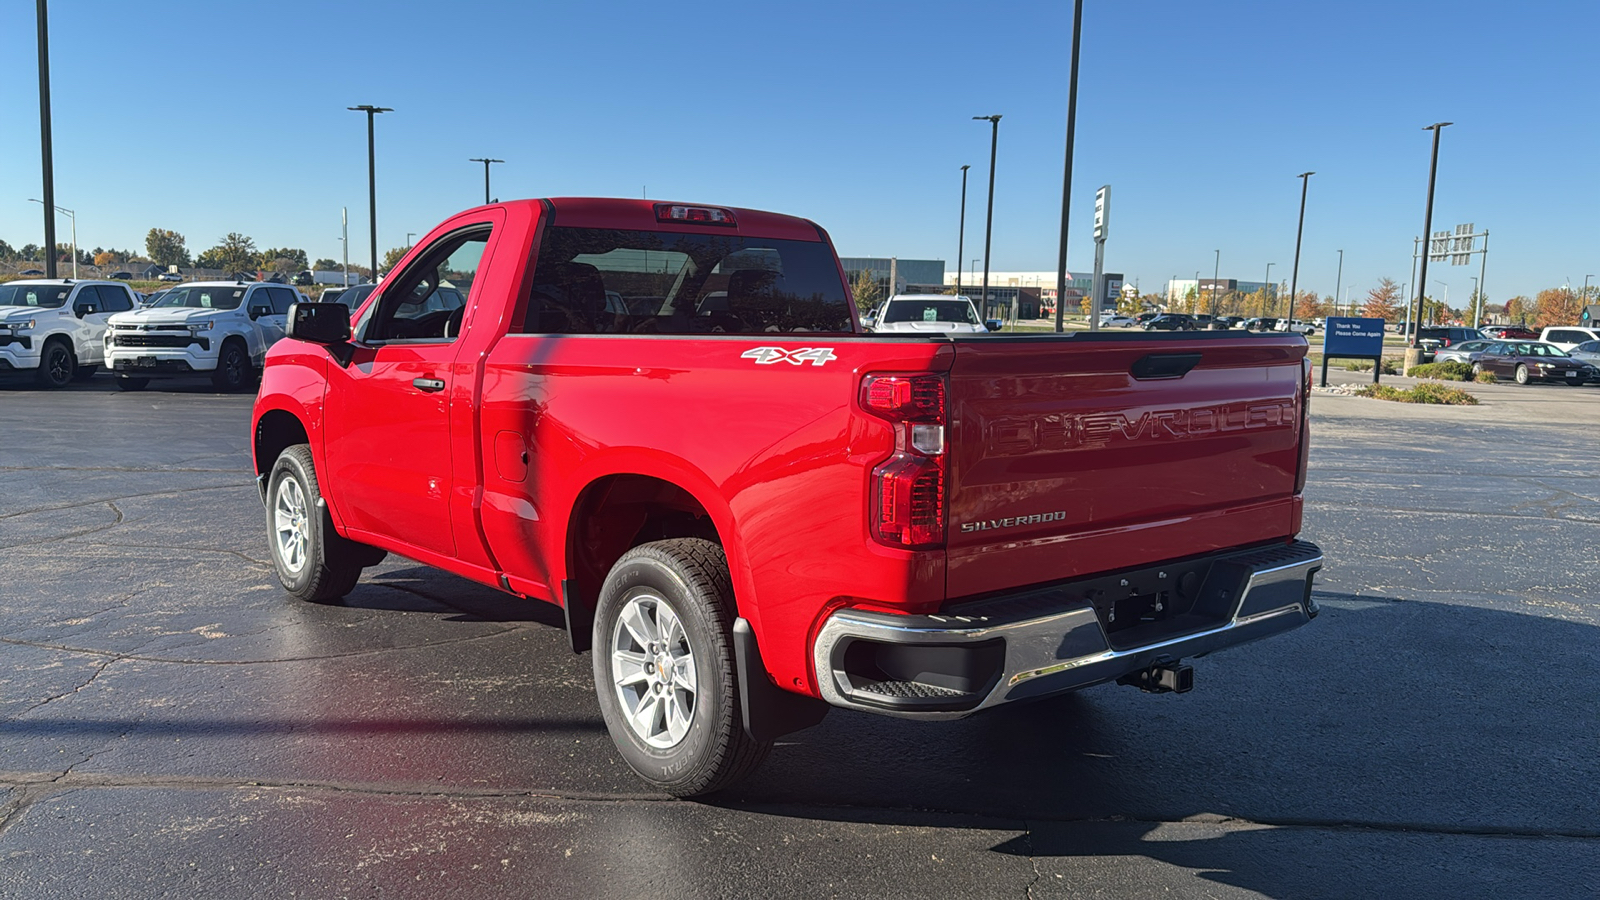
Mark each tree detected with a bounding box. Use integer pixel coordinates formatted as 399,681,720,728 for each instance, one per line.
259,247,308,271
1533,287,1580,329
199,233,259,275
849,268,881,313
0,239,15,261
1361,278,1402,321
1294,291,1320,320
312,258,340,271
1503,296,1529,324
93,250,121,267
145,228,191,267
19,244,40,261
380,245,410,273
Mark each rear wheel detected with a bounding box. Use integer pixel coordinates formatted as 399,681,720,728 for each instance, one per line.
35,338,75,388
1514,364,1530,385
592,539,770,797
266,444,362,603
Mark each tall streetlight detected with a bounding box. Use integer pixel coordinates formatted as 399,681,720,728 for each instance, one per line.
1212,249,1221,316
1193,270,1201,314
1469,275,1479,324
36,0,58,280
1334,249,1343,319
1264,262,1275,311
973,114,1002,319
348,104,392,277
469,157,503,205
1433,279,1448,325
1410,122,1452,348
956,164,970,296
1288,172,1314,325
28,199,73,278
1054,0,1084,333
970,259,980,294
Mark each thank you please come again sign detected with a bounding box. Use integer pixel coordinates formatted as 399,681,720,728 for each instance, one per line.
1323,317,1385,357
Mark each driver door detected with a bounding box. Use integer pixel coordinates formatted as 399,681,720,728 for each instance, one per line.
322,224,493,558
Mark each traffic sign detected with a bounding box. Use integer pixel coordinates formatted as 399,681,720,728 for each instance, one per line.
1093,185,1110,242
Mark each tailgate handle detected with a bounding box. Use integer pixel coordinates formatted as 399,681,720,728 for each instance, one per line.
1131,352,1202,380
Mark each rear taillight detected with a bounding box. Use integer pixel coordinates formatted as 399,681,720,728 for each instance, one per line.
1295,358,1312,493
861,374,946,549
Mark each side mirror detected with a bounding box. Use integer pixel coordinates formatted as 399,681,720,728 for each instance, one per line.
984,319,1003,332
74,304,97,318
248,304,273,320
287,302,351,345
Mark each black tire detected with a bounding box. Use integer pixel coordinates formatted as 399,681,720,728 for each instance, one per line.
35,338,75,388
265,444,362,603
115,375,150,392
1514,364,1530,385
591,538,770,797
1470,362,1484,380
72,364,97,382
212,339,251,392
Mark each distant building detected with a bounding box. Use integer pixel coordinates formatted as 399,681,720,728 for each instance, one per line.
940,270,1123,318
1169,278,1277,305
839,257,945,300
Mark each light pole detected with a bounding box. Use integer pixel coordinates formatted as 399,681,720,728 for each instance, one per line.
340,207,349,287
1264,262,1274,314
1433,280,1448,325
1584,275,1594,308
1470,275,1479,325
348,104,392,277
970,259,979,295
406,232,415,248
973,114,1002,320
1411,123,1452,347
36,0,58,280
1193,270,1201,314
1334,249,1343,319
28,198,73,278
1054,0,1084,333
956,164,970,297
1289,172,1314,325
1212,249,1220,317
469,157,503,205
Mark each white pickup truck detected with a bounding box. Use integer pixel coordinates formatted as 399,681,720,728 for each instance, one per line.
867,293,990,334
104,281,305,391
0,279,140,387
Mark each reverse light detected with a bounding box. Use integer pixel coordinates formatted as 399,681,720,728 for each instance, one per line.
861,374,947,549
654,203,737,226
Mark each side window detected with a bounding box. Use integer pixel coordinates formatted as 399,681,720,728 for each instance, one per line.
101,284,134,313
366,227,490,342
73,285,103,313
246,288,274,318
268,287,296,315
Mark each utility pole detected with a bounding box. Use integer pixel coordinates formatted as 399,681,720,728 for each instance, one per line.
1334,249,1343,320
956,165,970,296
348,105,392,278
341,207,349,287
973,114,1002,320
37,0,57,279
1054,0,1084,333
1289,172,1314,325
1410,122,1452,349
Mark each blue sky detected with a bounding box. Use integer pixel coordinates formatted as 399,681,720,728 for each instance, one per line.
2,0,1595,303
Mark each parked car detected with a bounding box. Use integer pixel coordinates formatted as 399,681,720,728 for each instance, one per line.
1538,326,1600,352
1481,324,1537,340
19,269,45,276
157,272,183,282
1134,312,1161,326
1432,339,1494,365
110,271,133,280
1567,339,1600,365
1143,313,1197,331
868,294,988,334
1275,320,1316,335
1242,317,1278,332
1191,314,1215,330
1212,316,1244,330
1472,341,1598,385
1098,314,1136,328
1413,326,1482,361
250,196,1321,797
323,283,375,309
292,271,315,286
0,279,140,387
104,281,307,391
140,288,172,307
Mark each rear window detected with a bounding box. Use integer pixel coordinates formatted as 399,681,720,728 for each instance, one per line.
519,227,853,335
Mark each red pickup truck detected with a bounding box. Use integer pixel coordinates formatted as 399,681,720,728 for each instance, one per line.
251,198,1321,796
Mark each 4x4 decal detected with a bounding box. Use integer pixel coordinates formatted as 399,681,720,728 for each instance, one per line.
740,347,837,367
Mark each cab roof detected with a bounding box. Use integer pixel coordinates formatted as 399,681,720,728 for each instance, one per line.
492,198,827,243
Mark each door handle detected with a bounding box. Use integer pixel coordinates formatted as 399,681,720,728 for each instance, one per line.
412,377,445,393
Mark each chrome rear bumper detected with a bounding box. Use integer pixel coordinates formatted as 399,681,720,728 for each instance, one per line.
813,540,1322,719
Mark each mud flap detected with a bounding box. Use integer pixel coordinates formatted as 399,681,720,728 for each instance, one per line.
733,617,829,742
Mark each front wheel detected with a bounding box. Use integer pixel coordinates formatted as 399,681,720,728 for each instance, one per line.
592,539,770,797
1470,362,1484,379
1514,364,1530,385
266,444,362,602
212,341,252,392
35,339,75,388
115,375,150,391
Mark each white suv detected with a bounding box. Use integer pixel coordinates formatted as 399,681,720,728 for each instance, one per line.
104,281,306,391
0,279,139,388
1538,326,1600,352
867,294,989,334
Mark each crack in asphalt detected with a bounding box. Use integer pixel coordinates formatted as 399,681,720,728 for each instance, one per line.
5,655,116,724
1305,499,1600,524
0,482,248,521
1021,821,1041,899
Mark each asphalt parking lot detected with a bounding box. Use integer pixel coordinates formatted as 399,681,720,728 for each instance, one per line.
2,371,1597,899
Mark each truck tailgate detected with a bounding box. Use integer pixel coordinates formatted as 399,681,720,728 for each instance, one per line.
944,334,1307,598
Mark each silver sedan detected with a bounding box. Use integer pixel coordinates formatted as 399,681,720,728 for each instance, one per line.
1433,339,1494,365
1568,339,1600,366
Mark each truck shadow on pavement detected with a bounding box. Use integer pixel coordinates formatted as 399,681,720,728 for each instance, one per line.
709,590,1600,897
